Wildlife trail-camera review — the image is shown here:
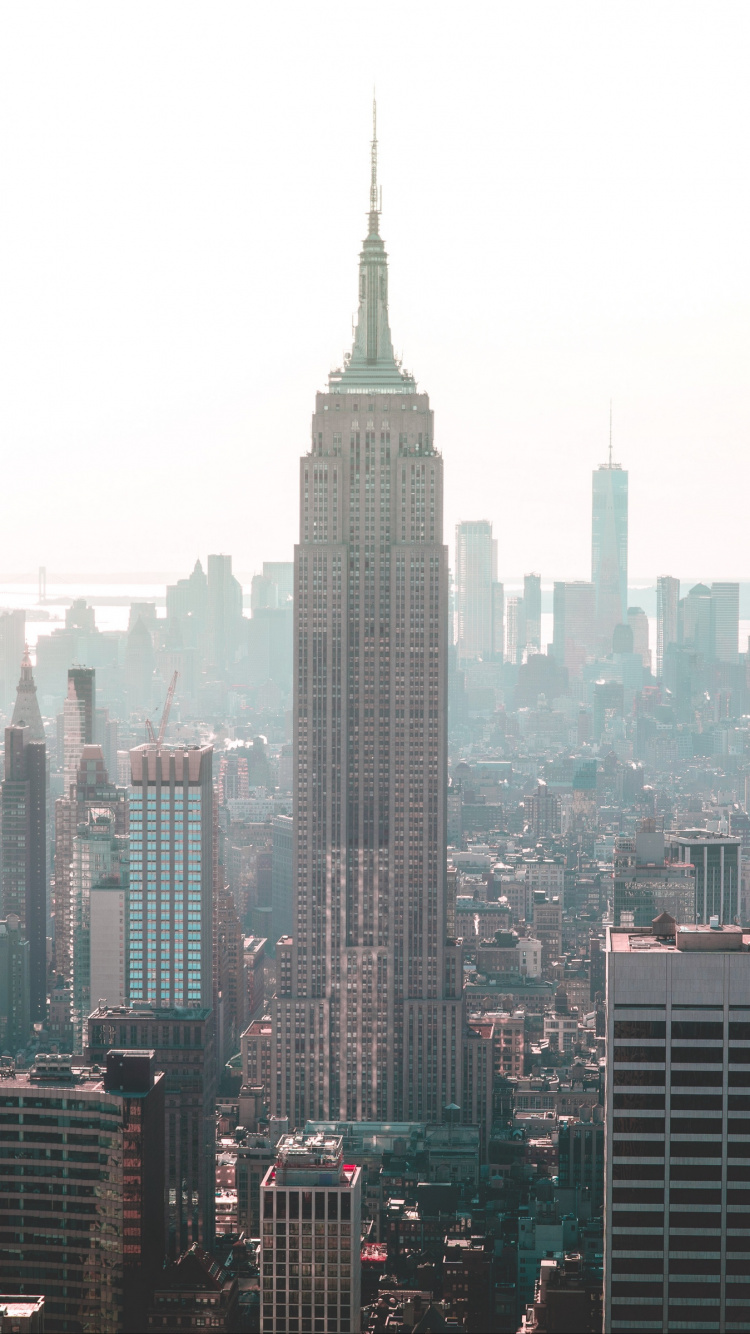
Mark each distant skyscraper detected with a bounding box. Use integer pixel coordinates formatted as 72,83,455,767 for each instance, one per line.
711,580,740,664
552,581,596,675
455,520,496,663
127,745,213,1009
523,572,542,653
272,106,463,1125
592,441,628,654
0,913,30,1053
11,646,45,740
605,918,750,1332
207,553,244,671
656,575,679,677
679,582,712,659
627,606,651,670
505,595,522,665
1,725,46,1023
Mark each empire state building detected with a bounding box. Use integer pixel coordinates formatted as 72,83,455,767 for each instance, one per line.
272,108,463,1125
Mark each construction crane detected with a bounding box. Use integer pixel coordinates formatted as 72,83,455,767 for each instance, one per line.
145,671,178,746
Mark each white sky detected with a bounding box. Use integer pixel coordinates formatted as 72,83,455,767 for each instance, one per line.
1,2,748,581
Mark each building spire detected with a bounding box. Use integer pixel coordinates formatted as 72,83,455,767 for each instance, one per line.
11,645,45,741
329,97,416,392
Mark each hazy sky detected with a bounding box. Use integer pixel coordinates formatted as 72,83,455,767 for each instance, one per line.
1,2,749,581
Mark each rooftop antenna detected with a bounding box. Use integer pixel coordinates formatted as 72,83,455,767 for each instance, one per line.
370,90,380,226
608,400,613,468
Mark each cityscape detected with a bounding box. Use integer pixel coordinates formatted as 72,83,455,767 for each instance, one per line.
2,10,750,1334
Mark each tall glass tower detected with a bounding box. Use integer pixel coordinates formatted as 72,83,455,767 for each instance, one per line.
592,439,628,655
272,106,463,1125
127,745,213,1008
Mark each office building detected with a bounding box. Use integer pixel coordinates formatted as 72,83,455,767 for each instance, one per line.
236,1132,276,1237
455,520,496,663
627,606,651,670
0,914,30,1053
505,595,523,665
552,581,596,676
10,647,44,741
669,830,741,924
592,449,628,654
87,1004,215,1256
0,1049,164,1334
604,918,750,1332
524,782,559,840
53,744,127,995
1,726,46,1024
260,1132,362,1334
69,809,129,1050
271,109,464,1124
656,576,679,678
207,554,244,671
613,825,696,929
524,572,542,653
711,580,740,664
127,744,213,1009
678,582,712,659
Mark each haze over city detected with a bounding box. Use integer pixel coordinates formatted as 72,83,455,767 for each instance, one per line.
2,7,750,1334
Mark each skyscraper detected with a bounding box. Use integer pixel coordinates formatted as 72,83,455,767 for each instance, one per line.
1,725,46,1023
710,580,740,664
604,918,750,1332
271,106,464,1125
455,520,497,663
656,576,679,678
10,646,45,740
127,744,213,1009
592,443,628,654
552,580,596,675
523,572,542,653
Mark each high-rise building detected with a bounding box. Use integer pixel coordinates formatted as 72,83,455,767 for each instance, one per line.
604,918,750,1333
455,520,496,663
678,582,712,659
272,812,294,943
53,744,128,998
613,824,696,929
552,581,596,675
127,745,213,1009
87,1005,215,1256
207,553,244,671
592,449,628,654
70,809,129,1050
656,576,679,678
505,595,523,665
0,1049,164,1334
271,108,464,1125
627,606,651,670
0,913,30,1053
710,580,740,664
669,830,741,924
1,726,46,1024
260,1132,362,1334
523,572,542,653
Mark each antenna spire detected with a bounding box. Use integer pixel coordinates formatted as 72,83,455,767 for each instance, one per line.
369,91,380,230
608,400,613,468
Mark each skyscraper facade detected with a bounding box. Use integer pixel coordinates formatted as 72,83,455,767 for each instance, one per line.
271,109,463,1126
592,453,628,654
656,576,679,678
552,581,596,676
710,580,740,664
1,725,46,1023
523,572,542,654
127,745,213,1009
604,919,750,1332
455,520,496,663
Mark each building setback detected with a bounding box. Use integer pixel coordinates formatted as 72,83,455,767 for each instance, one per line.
271,105,463,1124
604,918,750,1332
